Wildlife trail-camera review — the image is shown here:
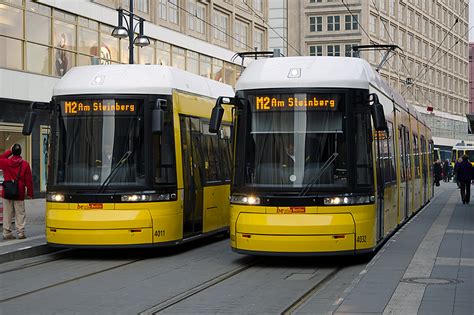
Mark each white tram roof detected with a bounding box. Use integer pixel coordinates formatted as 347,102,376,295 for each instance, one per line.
236,56,426,125
53,65,234,98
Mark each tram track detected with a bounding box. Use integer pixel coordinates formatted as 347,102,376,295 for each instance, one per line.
138,257,262,314
0,255,148,303
0,249,72,275
281,266,343,315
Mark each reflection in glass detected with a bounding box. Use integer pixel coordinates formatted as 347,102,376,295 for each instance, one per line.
0,36,22,70
0,5,23,38
26,43,50,75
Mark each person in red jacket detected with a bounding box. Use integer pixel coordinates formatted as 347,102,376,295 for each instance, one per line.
0,144,33,240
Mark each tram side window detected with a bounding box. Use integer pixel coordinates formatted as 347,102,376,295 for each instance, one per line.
413,134,420,178
383,122,396,184
202,133,221,183
420,136,427,177
153,112,177,184
354,112,373,185
398,128,405,181
218,125,232,182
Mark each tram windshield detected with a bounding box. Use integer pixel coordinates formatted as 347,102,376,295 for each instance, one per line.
233,90,373,191
50,99,146,188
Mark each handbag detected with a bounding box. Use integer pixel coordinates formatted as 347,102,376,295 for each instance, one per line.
2,163,22,200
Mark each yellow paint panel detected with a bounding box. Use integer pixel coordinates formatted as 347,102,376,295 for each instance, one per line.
236,213,355,235
151,213,183,243
47,227,153,246
235,233,355,253
46,207,152,229
202,185,230,232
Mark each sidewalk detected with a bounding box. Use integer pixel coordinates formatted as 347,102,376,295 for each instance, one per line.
0,198,58,263
328,183,474,315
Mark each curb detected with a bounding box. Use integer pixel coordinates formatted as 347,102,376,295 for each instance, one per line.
0,244,61,264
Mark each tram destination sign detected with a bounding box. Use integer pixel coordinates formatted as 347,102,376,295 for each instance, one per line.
61,100,138,116
253,95,339,112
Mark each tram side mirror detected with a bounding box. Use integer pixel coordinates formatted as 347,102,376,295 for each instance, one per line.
369,94,388,131
152,99,166,134
22,111,37,136
210,97,236,133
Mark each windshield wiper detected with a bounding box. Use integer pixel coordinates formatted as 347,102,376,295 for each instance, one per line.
99,150,132,193
298,152,339,196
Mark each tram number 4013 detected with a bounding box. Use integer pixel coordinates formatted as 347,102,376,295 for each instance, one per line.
356,235,367,243
155,230,165,237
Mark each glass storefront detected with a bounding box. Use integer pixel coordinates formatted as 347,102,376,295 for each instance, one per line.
0,1,240,86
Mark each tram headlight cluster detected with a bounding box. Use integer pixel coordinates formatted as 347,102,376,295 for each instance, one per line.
230,194,260,205
47,193,65,202
324,195,375,205
121,192,177,202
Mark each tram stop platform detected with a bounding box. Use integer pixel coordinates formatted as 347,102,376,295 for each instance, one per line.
329,183,474,315
0,185,473,314
0,198,55,264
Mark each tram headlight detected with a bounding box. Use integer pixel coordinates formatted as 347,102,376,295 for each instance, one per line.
46,193,65,202
230,194,260,205
324,195,375,205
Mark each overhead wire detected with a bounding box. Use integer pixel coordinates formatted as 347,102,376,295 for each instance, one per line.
167,0,255,51
369,0,413,78
407,2,468,88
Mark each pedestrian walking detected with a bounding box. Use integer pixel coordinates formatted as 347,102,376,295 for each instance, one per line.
456,154,472,204
0,144,34,240
443,159,450,182
433,159,442,186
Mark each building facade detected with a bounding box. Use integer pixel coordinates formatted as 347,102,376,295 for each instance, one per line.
270,0,472,147
0,0,268,196
470,43,474,113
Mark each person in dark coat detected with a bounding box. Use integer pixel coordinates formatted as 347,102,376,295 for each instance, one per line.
433,159,442,187
456,154,473,204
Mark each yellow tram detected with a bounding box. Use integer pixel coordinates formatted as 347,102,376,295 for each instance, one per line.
24,65,234,247
210,56,433,255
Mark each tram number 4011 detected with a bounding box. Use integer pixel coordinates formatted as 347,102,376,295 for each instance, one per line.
155,230,165,237
356,235,367,243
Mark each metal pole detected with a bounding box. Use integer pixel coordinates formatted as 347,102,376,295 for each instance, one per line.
128,0,134,64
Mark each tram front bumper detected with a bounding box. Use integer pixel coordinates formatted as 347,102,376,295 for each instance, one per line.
46,206,153,246
234,213,356,254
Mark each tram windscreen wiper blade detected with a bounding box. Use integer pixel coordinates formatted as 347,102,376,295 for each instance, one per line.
99,150,132,193
298,152,339,197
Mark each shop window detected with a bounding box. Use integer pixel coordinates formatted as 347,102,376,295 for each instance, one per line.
138,43,155,64
156,41,171,65
26,11,51,46
199,55,211,78
0,36,23,70
0,4,23,38
26,43,50,75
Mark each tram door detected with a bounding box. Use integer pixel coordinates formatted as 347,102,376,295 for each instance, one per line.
180,116,204,237
398,126,410,220
374,131,385,241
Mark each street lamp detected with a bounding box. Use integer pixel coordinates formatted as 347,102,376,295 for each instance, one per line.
111,0,150,64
